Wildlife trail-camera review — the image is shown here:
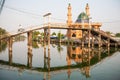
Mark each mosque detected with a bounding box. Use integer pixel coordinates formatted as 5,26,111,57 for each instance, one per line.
66,3,102,39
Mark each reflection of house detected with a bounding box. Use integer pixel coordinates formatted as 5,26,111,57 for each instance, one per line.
66,3,102,39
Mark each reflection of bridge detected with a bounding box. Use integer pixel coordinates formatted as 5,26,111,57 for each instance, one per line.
0,46,118,79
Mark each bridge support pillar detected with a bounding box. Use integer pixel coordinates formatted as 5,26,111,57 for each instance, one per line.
115,43,117,48
44,28,47,47
107,38,110,48
8,37,13,65
88,29,91,48
48,26,50,50
48,48,50,71
8,37,13,53
67,29,72,39
98,47,101,61
98,34,101,48
27,31,33,68
82,31,84,47
92,35,94,48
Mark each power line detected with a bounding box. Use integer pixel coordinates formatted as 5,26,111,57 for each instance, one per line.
4,5,66,22
0,0,5,14
3,5,120,23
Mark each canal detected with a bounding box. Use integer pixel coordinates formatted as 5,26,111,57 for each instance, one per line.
0,40,120,80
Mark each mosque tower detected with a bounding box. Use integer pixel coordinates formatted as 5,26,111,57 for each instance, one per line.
85,3,90,17
67,3,72,26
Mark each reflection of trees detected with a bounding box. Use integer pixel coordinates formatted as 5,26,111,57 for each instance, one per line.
57,43,63,53
13,35,26,42
32,41,39,48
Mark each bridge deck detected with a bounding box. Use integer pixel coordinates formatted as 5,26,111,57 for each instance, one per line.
0,23,119,45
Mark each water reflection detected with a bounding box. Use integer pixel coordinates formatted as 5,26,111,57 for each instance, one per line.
0,43,119,80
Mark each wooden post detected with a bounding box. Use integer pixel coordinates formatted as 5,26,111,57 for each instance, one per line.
107,38,110,48
82,31,84,48
48,47,50,72
27,51,32,68
44,29,47,47
27,31,32,68
9,50,12,65
92,35,94,48
48,23,50,50
88,29,91,48
8,37,13,53
44,45,47,69
98,47,101,61
115,43,117,48
98,34,101,48
8,37,13,65
67,29,72,39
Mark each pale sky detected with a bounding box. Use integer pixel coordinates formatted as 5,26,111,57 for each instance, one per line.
0,0,120,33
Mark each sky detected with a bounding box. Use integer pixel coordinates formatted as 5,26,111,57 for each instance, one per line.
0,0,120,33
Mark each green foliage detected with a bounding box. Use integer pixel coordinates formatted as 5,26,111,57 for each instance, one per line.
57,31,65,40
0,27,6,35
52,32,56,36
115,33,120,37
0,27,7,52
105,31,112,35
32,31,40,41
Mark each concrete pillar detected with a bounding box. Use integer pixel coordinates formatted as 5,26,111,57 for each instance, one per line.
27,31,32,68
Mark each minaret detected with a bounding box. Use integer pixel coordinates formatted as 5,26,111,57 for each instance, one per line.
85,3,90,17
67,3,72,26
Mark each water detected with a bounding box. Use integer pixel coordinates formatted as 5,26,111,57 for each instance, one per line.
0,40,120,80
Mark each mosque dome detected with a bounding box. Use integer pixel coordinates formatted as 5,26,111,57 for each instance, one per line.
76,12,89,23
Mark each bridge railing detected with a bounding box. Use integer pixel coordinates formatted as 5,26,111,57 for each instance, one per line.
43,23,68,28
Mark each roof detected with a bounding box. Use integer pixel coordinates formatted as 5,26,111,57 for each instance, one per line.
76,12,89,23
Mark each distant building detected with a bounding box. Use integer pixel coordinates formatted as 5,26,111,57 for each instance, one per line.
66,3,102,39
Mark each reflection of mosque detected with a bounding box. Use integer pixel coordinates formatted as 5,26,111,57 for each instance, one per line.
66,45,91,78
66,45,115,78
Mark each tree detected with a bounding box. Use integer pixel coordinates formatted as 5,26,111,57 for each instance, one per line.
32,31,40,41
115,33,120,37
105,31,112,35
52,32,56,36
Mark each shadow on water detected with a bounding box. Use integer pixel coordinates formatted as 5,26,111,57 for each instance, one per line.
0,42,119,79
